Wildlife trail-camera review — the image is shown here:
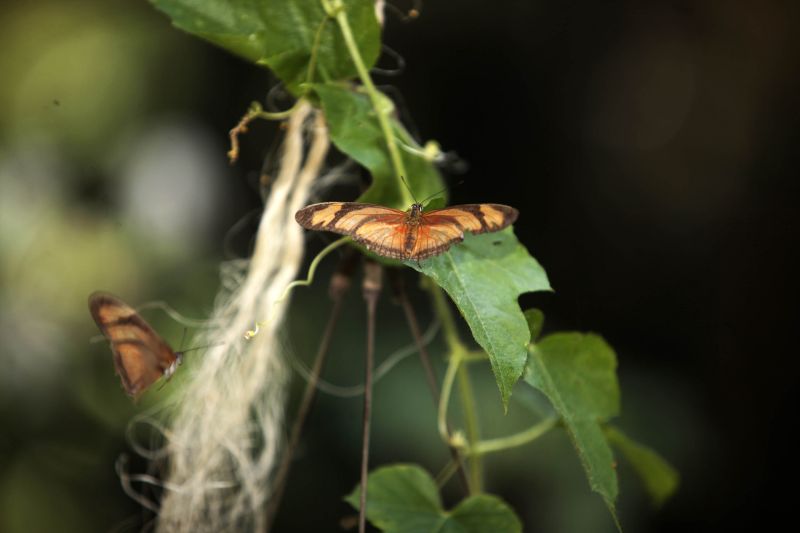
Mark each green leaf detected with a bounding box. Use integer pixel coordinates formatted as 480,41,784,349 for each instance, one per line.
149,0,380,93
524,333,621,523
313,83,445,208
524,308,545,342
423,196,447,211
409,229,551,409
346,464,522,533
605,425,680,508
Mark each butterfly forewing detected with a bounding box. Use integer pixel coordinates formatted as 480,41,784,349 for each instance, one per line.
295,202,410,259
88,291,178,398
295,201,518,261
425,204,518,234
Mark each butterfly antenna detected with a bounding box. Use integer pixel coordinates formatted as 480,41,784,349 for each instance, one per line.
419,185,450,206
419,179,465,206
180,342,225,355
399,175,419,204
178,327,188,353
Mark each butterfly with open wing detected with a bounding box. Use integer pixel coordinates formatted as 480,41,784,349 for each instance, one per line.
295,201,518,261
88,291,182,399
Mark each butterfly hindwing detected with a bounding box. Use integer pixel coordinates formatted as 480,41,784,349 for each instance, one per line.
112,339,163,397
88,291,178,398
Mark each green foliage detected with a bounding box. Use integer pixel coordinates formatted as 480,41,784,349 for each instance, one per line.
313,83,445,207
410,229,551,408
525,333,621,523
149,0,380,93
346,465,521,533
524,308,545,342
605,425,680,507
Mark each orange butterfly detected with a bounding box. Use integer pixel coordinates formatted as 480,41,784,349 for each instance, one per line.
295,201,518,261
88,291,182,399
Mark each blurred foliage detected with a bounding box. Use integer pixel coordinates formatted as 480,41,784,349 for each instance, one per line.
0,1,224,531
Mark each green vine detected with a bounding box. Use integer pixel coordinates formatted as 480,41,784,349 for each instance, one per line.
322,0,413,207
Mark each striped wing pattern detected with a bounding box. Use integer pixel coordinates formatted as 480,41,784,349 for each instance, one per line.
409,204,518,260
88,291,178,398
295,202,518,261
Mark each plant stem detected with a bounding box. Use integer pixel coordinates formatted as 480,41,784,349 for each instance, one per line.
437,346,462,444
470,417,557,456
457,363,483,491
389,271,471,494
427,279,467,354
305,16,329,84
228,100,304,163
427,281,484,491
324,0,413,207
359,262,382,533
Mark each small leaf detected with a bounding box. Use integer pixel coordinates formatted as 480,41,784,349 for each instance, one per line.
314,83,445,208
524,308,545,342
605,425,680,508
448,496,523,533
409,229,551,409
525,333,621,522
346,464,522,533
149,0,380,93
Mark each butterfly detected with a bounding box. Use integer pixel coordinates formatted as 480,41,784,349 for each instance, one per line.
88,291,182,399
295,201,518,261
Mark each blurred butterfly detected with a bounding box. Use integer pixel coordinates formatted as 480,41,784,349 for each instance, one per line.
88,291,182,399
295,202,518,261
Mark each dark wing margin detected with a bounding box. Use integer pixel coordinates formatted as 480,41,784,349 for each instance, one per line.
294,202,405,235
424,204,518,235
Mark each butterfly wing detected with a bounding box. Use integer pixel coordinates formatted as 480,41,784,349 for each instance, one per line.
407,204,519,260
88,291,178,398
296,202,519,261
295,202,412,259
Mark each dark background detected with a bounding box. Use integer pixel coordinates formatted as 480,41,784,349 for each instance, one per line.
1,0,798,531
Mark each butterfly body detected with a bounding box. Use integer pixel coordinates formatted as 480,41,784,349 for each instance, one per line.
88,291,181,399
295,201,518,261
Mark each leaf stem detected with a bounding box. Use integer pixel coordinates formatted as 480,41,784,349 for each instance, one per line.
324,0,413,207
469,417,558,456
427,280,485,491
457,363,483,491
437,344,462,444
305,16,329,85
427,279,467,354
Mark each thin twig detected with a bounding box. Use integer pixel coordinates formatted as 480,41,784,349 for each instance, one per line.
228,100,302,163
359,261,383,533
388,269,472,494
264,251,358,531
